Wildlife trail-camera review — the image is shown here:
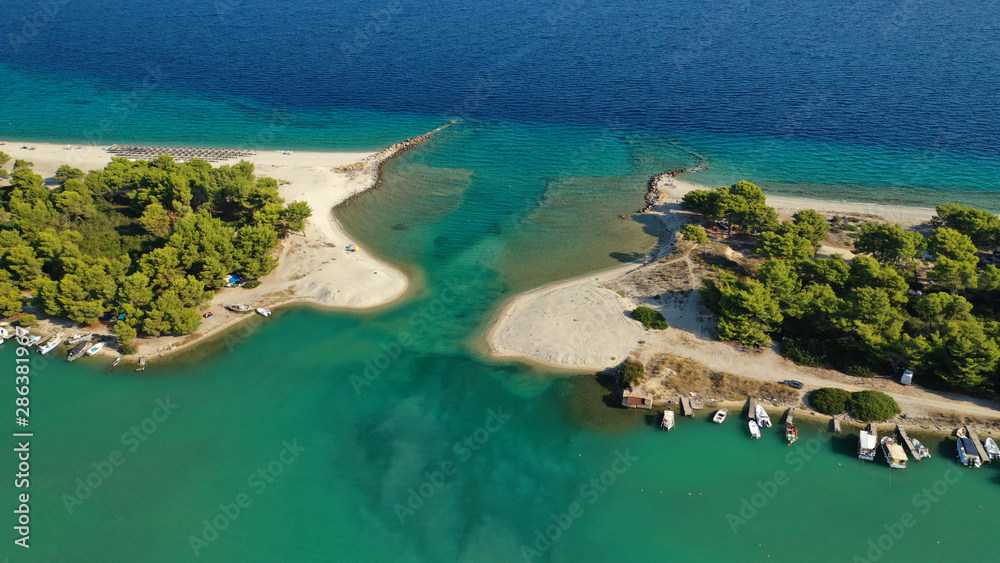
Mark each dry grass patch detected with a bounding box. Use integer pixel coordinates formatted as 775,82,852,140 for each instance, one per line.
644,354,799,403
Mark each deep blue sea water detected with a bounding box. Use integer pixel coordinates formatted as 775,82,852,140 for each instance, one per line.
3,1,1000,562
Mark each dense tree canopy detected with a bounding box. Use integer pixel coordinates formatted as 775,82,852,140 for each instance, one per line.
0,156,311,339
686,181,1000,395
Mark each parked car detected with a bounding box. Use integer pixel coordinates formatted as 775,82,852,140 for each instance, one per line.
900,369,914,385
781,380,804,389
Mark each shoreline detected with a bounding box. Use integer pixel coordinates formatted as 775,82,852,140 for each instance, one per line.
486,172,1000,427
3,125,450,366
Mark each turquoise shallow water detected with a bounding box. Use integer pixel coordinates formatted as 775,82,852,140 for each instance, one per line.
5,39,1000,559
2,114,1000,561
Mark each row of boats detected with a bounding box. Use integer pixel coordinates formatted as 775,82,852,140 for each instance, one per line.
225,304,271,317
858,423,932,468
661,403,800,446
658,396,1000,470
0,328,107,359
955,426,1000,468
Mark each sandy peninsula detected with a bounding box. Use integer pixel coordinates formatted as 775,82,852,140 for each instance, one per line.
2,130,441,361
486,174,1000,427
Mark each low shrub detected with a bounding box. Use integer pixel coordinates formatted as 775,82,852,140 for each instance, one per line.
844,365,880,378
18,314,36,327
781,338,827,367
680,224,709,245
243,281,261,289
810,387,851,415
849,390,901,421
119,344,137,356
620,360,646,387
633,307,668,330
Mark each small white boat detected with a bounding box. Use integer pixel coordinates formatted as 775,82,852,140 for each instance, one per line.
226,304,252,313
881,436,908,469
859,423,878,461
712,409,727,424
108,357,123,371
755,404,772,428
661,409,675,431
24,334,42,347
0,326,9,340
38,335,63,355
68,333,91,345
255,308,272,317
984,438,1000,461
85,341,105,356
749,420,761,439
910,438,931,459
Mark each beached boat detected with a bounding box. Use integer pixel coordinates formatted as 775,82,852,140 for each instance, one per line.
67,342,89,362
786,423,798,445
0,326,9,340
712,409,727,424
749,420,761,439
255,307,272,317
910,438,931,459
880,436,908,468
226,304,252,313
661,409,675,431
24,334,42,347
984,438,1000,461
38,334,63,355
858,423,878,461
85,341,105,356
108,357,123,371
755,404,772,428
67,333,91,345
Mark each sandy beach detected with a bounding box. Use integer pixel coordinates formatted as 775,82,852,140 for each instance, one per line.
486,174,1000,426
2,135,432,361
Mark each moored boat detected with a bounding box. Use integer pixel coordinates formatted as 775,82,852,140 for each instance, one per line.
910,438,931,459
24,334,42,347
712,409,727,424
749,420,761,439
786,423,798,445
38,332,64,355
984,438,1000,461
226,304,252,313
661,409,675,431
67,342,89,361
858,423,878,461
68,333,91,345
755,404,771,428
108,357,123,371
957,436,982,468
0,325,9,340
880,436,908,468
255,307,272,317
85,341,105,356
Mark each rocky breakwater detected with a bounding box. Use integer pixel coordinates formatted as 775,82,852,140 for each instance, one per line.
636,162,706,214
334,120,457,199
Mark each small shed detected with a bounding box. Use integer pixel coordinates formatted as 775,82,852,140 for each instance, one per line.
622,391,653,410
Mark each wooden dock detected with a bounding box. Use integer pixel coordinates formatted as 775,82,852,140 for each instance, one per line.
784,408,795,425
966,427,991,464
136,357,147,372
831,417,841,433
680,396,694,417
896,425,920,461
746,397,758,420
